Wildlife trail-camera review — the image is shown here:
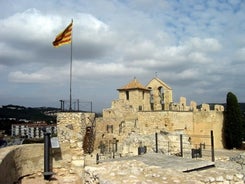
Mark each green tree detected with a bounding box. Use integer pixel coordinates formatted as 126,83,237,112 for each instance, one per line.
224,92,243,149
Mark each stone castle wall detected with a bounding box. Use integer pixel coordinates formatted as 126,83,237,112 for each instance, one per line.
93,109,224,159
56,112,95,179
95,77,225,155
137,110,224,148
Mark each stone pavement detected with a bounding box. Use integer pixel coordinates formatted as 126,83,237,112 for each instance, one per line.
20,149,245,184
84,150,245,184
107,152,215,172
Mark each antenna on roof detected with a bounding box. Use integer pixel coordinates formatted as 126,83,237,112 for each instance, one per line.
155,72,158,77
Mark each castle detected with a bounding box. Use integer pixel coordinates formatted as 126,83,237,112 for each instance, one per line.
57,77,224,161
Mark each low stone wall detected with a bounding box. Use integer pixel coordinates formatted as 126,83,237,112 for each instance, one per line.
0,143,84,183
0,144,44,184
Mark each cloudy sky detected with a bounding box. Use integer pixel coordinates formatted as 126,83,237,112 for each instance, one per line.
0,0,244,112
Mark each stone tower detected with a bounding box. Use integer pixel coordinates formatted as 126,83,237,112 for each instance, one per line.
117,78,151,111
146,77,173,110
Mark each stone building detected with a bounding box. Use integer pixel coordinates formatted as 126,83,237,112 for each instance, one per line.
55,76,224,163
22,76,224,182
117,78,151,111
93,77,224,157
115,77,173,112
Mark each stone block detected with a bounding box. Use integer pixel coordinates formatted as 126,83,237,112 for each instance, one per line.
72,159,85,167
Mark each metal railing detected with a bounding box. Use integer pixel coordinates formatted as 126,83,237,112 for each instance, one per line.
59,99,92,112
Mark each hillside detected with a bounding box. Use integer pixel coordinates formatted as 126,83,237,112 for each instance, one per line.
0,105,57,122
0,105,58,135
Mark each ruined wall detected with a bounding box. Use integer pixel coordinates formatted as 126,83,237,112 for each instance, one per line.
137,111,224,149
192,111,224,148
56,112,95,177
103,99,138,119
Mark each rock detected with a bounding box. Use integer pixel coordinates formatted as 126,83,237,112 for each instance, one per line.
215,176,224,182
71,159,84,167
226,174,233,181
235,173,244,179
208,177,215,182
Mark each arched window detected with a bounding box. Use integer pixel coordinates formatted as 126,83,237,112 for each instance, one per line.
158,86,164,110
148,87,154,110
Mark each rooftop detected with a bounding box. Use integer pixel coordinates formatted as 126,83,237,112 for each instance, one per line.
117,78,150,91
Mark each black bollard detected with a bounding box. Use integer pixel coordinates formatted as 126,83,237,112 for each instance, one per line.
155,132,158,153
96,153,99,164
43,128,53,180
180,134,183,157
211,130,215,162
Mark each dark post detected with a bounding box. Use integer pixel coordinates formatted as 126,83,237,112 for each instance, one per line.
180,134,183,157
211,130,215,162
90,101,92,112
155,132,158,153
112,138,116,158
59,100,62,110
60,100,64,111
115,139,118,152
43,128,53,180
96,153,99,164
77,99,79,111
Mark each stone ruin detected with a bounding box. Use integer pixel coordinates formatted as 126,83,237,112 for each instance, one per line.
91,77,224,160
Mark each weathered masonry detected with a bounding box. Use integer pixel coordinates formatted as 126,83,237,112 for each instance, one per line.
96,77,224,157
55,77,224,162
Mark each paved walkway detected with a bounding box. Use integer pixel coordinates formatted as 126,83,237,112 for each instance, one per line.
100,149,245,172
101,152,215,172
133,153,214,172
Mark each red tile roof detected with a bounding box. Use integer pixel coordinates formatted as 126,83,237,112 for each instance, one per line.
117,78,150,91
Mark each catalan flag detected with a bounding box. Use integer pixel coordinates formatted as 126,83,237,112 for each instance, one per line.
53,21,73,47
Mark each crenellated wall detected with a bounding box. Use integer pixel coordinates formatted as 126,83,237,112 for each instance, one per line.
137,110,224,148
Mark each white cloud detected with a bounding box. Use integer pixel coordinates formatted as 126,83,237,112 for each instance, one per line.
73,61,146,78
8,71,50,83
187,37,222,53
0,9,57,42
235,47,245,63
187,52,211,64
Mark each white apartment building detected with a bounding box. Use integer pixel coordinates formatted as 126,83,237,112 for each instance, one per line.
11,123,57,138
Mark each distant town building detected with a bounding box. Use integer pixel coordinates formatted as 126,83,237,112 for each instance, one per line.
11,123,57,138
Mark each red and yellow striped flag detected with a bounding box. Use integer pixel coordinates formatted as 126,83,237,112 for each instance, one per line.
53,21,73,47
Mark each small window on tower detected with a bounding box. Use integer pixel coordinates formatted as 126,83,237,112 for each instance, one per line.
126,91,129,100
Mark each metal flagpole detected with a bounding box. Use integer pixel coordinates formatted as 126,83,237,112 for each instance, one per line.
69,19,73,111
